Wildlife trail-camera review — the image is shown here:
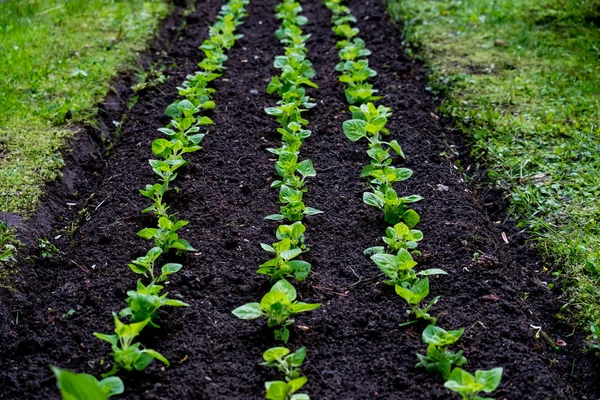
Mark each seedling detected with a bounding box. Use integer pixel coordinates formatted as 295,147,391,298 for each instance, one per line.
137,217,196,253
120,279,189,327
265,185,323,222
395,278,439,324
444,367,503,400
265,377,310,400
366,222,423,254
370,249,446,286
363,186,423,225
261,346,307,381
416,325,467,379
232,279,321,343
259,238,311,281
276,221,307,251
52,367,124,400
94,313,169,376
39,238,58,259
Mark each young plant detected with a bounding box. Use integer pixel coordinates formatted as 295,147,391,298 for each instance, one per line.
261,346,307,381
395,277,439,324
232,279,321,343
276,221,308,251
364,221,423,255
127,246,183,283
265,377,310,400
370,249,446,286
94,313,169,377
137,217,196,254
363,186,423,225
259,238,311,281
265,185,323,222
416,325,467,379
120,279,189,327
52,367,124,400
444,367,503,400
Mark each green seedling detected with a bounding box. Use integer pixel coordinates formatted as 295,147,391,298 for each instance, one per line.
265,377,310,400
94,314,169,377
416,325,468,379
276,221,307,251
332,23,358,40
261,346,307,381
232,279,321,343
52,367,124,400
265,185,323,222
259,238,311,281
444,367,503,400
395,278,439,324
272,152,316,190
365,221,423,255
120,279,189,327
39,238,58,259
137,217,196,253
128,246,183,283
363,186,423,225
370,248,446,286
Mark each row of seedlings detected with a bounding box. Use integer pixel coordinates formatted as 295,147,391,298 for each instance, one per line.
322,1,504,399
51,1,251,398
232,1,321,399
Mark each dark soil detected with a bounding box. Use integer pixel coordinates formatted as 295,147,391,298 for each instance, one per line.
0,0,598,399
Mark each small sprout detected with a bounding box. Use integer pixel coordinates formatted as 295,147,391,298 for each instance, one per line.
444,367,503,400
232,279,320,343
416,325,467,379
261,347,307,381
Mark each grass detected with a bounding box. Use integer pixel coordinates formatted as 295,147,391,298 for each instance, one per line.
386,0,600,339
0,0,170,216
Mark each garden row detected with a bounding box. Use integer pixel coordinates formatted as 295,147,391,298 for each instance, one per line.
51,1,250,398
322,1,503,398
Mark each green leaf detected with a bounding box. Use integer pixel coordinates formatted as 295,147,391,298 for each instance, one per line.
342,119,368,141
476,368,503,392
289,347,307,367
402,210,420,228
98,377,125,397
388,140,405,158
137,228,157,240
263,347,290,362
288,376,307,393
272,279,297,301
265,381,291,400
52,367,114,400
143,349,170,366
417,268,448,276
232,303,263,319
265,214,285,221
161,263,183,275
172,238,197,252
363,192,383,208
290,302,321,313
304,207,323,216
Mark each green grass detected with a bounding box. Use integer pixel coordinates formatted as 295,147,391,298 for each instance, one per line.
386,0,600,338
0,0,170,216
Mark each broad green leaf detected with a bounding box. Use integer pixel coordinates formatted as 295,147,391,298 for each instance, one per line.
263,347,290,362
137,228,157,240
98,377,125,397
272,279,297,301
476,368,503,392
402,210,420,228
288,376,307,392
143,349,170,366
289,347,307,367
290,302,321,313
304,207,323,216
265,381,291,400
388,140,404,158
52,367,110,400
342,119,368,141
363,192,383,208
232,303,262,319
161,263,183,275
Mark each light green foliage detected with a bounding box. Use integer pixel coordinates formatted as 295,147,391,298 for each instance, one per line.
94,314,169,377
265,377,310,400
416,325,467,379
0,0,170,214
137,217,196,254
387,0,600,334
259,238,311,281
120,279,189,327
52,367,124,400
444,367,503,400
232,279,321,343
395,278,439,323
261,347,307,382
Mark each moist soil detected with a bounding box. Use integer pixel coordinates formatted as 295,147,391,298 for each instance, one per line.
0,0,598,399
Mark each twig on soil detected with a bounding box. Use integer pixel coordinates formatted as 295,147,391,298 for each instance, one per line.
70,310,92,322
94,197,110,211
311,285,348,297
316,164,342,172
346,275,379,290
70,259,89,273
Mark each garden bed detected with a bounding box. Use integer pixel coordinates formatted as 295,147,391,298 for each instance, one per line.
0,0,597,398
